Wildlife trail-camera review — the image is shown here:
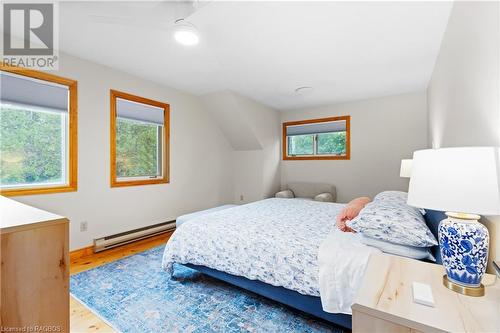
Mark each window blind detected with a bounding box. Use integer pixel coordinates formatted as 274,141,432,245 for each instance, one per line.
0,72,68,112
116,98,164,125
286,120,346,136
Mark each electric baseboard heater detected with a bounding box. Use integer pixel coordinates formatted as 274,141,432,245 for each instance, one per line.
94,220,176,252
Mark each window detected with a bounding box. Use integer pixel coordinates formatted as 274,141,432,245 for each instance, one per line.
0,66,77,196
110,90,169,187
282,116,350,160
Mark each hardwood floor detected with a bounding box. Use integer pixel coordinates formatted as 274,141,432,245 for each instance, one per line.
70,232,173,332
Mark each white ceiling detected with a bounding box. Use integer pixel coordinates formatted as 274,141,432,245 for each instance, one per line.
59,1,453,110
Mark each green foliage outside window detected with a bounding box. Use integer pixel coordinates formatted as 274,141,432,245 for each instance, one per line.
0,105,64,186
288,134,314,155
288,131,346,156
317,132,346,155
116,118,160,178
0,107,162,186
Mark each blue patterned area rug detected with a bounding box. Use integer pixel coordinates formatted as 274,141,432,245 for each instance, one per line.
70,246,345,333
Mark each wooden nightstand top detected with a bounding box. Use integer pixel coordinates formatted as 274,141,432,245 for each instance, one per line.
352,254,499,333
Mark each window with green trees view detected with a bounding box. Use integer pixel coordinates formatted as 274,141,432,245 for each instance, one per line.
1,104,66,187
110,90,169,187
0,68,77,196
116,118,161,178
288,131,346,156
283,116,350,160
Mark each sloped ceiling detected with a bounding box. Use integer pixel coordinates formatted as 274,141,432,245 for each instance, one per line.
200,91,263,151
57,1,453,110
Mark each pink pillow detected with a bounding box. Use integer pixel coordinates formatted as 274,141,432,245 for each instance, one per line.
336,197,371,232
348,196,371,207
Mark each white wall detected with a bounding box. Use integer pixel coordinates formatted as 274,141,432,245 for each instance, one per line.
201,91,281,203
200,91,263,150
13,52,234,250
428,1,499,149
233,150,265,203
232,94,281,203
427,1,499,269
281,92,428,203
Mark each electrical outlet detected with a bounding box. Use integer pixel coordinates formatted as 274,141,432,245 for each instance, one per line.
80,221,88,232
240,195,244,201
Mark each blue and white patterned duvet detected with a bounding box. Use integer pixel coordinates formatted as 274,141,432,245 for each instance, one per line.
162,198,345,296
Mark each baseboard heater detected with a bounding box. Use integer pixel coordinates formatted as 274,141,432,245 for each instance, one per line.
94,220,176,252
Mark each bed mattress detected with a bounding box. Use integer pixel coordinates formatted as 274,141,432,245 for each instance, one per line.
175,204,237,228
162,198,344,296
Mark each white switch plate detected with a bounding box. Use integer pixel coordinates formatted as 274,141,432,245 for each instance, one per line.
80,221,88,232
412,282,435,307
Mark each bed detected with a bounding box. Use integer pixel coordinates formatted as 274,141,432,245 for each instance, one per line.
162,198,444,330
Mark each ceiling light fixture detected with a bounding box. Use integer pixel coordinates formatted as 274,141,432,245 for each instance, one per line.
173,19,200,46
294,86,314,94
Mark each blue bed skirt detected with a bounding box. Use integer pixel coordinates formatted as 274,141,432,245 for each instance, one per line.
183,263,352,330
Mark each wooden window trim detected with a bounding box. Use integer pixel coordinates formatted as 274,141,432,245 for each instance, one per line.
0,65,78,196
282,115,350,161
110,89,170,188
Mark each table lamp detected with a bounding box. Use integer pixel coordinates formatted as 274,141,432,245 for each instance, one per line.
407,147,500,296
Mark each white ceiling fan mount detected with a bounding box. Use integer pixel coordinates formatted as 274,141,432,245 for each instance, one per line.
173,19,200,46
87,0,206,46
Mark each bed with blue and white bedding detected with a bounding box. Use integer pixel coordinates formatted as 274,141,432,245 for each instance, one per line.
162,195,444,329
162,198,386,328
163,198,344,296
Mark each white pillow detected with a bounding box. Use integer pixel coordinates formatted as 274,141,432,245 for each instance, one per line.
275,189,294,198
314,192,334,202
360,234,435,262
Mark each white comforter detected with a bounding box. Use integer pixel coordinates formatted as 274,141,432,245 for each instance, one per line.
162,198,378,314
318,230,381,314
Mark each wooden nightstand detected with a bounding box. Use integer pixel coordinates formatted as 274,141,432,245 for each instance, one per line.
352,254,499,333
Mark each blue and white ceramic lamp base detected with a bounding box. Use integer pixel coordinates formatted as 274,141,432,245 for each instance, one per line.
438,212,488,297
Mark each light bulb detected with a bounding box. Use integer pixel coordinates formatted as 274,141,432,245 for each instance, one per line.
173,20,200,46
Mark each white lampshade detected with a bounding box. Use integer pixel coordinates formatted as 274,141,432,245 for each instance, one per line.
400,159,412,178
407,147,500,215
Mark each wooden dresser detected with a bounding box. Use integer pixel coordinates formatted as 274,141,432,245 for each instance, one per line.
0,196,69,332
352,254,499,333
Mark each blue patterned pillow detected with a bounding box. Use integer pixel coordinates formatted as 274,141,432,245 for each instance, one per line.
347,191,437,247
373,190,409,203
